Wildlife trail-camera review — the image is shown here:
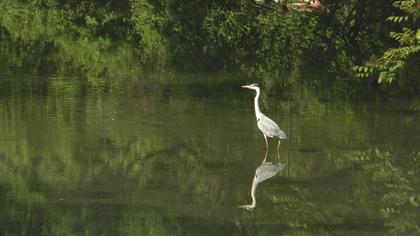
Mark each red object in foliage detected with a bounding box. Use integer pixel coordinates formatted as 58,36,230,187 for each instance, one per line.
305,0,324,12
286,0,325,13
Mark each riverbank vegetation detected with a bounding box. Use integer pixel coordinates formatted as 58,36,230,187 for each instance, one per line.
0,0,418,94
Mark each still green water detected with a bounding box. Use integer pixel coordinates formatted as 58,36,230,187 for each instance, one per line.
0,74,419,235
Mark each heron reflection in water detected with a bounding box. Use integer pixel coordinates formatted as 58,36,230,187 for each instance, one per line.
241,84,287,153
239,153,286,210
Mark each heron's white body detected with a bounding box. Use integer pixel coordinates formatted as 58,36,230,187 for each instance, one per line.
248,85,287,140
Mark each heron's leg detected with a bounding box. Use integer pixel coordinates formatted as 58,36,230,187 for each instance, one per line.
263,134,268,150
277,140,281,160
262,148,268,163
287,151,290,178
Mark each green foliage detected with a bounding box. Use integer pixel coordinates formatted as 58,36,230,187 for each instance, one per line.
354,0,420,83
0,0,65,41
162,0,211,70
351,149,420,234
0,0,142,79
130,0,167,68
308,0,394,74
0,0,419,92
202,5,318,74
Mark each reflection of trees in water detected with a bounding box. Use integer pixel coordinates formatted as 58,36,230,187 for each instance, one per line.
1,82,420,234
1,109,419,235
0,92,223,235
4,98,417,235
0,138,221,235
234,150,420,235
349,150,420,235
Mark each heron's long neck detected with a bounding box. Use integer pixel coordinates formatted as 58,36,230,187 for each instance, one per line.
254,89,262,118
250,177,258,208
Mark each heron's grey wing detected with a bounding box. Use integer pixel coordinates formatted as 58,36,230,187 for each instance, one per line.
257,114,287,139
255,163,286,183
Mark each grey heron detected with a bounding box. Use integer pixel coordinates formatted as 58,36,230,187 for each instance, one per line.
239,159,287,210
242,83,287,152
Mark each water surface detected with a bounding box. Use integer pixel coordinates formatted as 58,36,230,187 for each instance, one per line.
0,74,419,235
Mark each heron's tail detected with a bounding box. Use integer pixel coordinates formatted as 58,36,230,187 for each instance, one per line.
278,130,287,140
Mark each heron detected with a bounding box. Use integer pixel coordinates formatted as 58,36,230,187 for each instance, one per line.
239,160,287,210
241,83,287,153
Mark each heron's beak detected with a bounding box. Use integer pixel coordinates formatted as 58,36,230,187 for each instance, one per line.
241,85,252,89
238,205,255,211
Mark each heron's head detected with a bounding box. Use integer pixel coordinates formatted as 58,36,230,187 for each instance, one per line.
238,204,255,211
241,83,260,91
